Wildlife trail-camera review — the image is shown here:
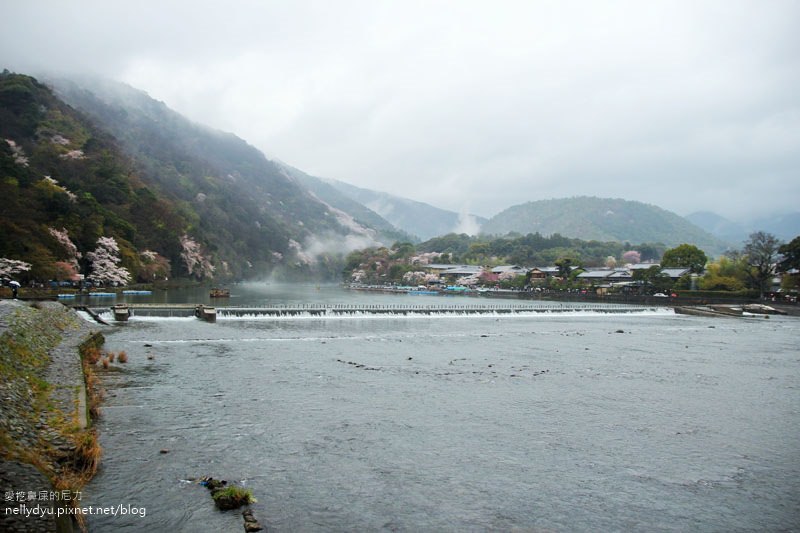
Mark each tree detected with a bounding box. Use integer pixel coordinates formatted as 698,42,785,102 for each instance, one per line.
138,250,171,282
699,257,746,291
0,257,31,278
555,257,576,279
632,265,672,293
622,250,641,265
180,234,215,280
778,236,800,272
48,227,81,270
778,236,800,293
661,244,707,274
743,231,782,297
86,236,131,286
53,261,79,282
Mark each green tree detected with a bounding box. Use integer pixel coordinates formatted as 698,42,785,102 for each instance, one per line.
661,244,707,274
390,242,415,260
778,236,800,272
632,265,673,292
743,231,782,297
555,257,579,279
699,257,746,291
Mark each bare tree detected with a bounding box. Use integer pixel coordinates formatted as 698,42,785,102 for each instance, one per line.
743,231,782,297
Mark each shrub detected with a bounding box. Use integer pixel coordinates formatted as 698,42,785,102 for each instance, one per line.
83,347,101,365
211,486,255,510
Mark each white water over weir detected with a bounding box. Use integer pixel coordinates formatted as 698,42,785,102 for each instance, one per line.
88,302,667,322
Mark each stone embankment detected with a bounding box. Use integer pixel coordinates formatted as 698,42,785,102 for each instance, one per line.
0,300,104,532
674,303,791,318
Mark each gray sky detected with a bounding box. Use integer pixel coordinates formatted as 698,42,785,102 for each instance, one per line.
2,0,799,221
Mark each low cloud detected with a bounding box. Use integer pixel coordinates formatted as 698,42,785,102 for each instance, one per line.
1,1,798,222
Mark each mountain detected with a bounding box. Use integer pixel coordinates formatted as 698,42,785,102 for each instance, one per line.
749,212,800,242
1,72,381,281
325,180,487,241
687,211,800,244
685,211,748,244
481,196,729,254
276,162,416,244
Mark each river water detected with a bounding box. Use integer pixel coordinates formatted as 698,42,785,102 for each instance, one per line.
82,284,800,532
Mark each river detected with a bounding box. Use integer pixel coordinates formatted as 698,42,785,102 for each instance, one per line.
81,284,800,531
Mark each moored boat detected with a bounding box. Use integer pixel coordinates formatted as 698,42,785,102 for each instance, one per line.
210,288,230,298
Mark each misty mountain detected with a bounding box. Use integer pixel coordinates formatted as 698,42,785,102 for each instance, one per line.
1,72,384,281
481,196,729,254
324,180,487,241
276,162,416,244
685,211,749,244
686,211,800,244
749,212,800,242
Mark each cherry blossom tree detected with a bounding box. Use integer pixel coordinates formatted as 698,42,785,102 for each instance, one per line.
180,235,215,279
0,258,32,277
53,261,80,281
622,250,641,265
139,250,171,281
86,237,131,286
402,271,428,284
48,227,81,269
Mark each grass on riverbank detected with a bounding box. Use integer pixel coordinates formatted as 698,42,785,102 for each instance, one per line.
0,302,105,531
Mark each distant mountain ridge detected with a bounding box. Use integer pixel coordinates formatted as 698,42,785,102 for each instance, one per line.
685,211,749,244
686,210,800,244
277,163,416,244
482,196,729,254
324,180,487,241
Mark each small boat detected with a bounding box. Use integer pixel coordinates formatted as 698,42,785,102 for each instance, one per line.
123,290,152,295
210,288,230,298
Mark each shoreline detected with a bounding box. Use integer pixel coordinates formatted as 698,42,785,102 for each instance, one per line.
0,300,106,532
344,284,800,316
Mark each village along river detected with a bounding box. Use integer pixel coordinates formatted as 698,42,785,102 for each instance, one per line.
80,284,800,531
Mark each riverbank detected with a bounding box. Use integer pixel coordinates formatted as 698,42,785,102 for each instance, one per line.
0,300,105,532
345,284,800,316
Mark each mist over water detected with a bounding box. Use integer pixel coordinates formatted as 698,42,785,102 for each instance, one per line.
83,285,800,531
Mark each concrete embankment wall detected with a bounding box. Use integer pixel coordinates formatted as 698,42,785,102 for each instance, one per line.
0,300,104,532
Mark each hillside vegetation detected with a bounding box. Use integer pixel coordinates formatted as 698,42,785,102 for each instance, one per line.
482,196,728,254
0,72,381,282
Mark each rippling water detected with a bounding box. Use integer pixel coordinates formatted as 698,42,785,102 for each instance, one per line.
83,284,800,531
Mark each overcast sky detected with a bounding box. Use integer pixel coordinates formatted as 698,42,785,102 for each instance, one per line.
2,1,798,221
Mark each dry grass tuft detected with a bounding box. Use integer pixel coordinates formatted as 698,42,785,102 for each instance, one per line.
82,363,103,420
117,351,128,363
83,347,101,365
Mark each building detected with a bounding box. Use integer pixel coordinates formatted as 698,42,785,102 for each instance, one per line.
491,265,529,276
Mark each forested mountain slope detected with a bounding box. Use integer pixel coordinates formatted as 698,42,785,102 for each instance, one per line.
0,72,380,281
482,196,728,254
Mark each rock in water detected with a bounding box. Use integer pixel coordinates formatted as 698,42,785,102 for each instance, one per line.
243,509,264,532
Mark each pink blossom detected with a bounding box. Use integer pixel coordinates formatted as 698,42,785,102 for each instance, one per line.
0,258,32,277
180,235,215,279
86,236,131,286
48,227,81,269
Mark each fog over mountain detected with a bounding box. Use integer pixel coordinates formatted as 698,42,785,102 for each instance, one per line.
1,1,798,223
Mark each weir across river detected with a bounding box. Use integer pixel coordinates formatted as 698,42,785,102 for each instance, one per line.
77,302,665,323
